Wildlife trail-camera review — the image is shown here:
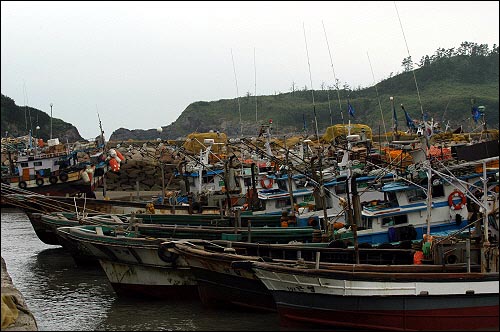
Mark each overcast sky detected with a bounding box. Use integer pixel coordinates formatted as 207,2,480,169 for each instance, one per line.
2,1,499,139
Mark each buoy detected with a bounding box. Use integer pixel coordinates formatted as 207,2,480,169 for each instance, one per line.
109,158,120,172
115,150,125,161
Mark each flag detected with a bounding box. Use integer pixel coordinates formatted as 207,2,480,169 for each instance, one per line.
347,101,355,118
392,103,398,123
471,106,481,123
401,105,416,130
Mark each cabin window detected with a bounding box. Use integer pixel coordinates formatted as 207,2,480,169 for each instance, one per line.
394,214,408,225
277,179,287,191
432,181,445,198
20,162,29,168
387,192,398,207
275,199,289,208
382,217,393,226
203,175,214,184
407,188,426,202
335,183,346,195
358,181,369,189
382,214,408,227
243,177,252,187
303,194,314,203
34,161,42,166
360,216,373,229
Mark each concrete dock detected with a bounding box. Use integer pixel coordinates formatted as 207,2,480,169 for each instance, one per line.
1,257,38,331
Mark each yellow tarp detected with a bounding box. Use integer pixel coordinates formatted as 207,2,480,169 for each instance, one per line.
1,295,19,329
182,132,228,154
322,124,373,143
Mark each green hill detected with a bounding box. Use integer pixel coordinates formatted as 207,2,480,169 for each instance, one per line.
111,42,499,141
1,94,84,142
2,42,498,143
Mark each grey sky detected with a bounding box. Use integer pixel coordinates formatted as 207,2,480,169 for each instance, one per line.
2,1,499,139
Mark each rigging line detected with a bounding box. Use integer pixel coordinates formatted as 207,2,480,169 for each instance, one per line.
23,82,32,135
322,20,344,126
230,48,243,137
302,22,320,143
326,89,333,126
441,96,452,124
254,47,258,124
23,81,27,132
394,2,424,119
366,52,390,144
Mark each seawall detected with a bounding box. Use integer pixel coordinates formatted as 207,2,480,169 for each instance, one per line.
1,256,38,331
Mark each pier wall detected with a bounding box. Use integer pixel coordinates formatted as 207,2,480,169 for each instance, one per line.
1,257,38,331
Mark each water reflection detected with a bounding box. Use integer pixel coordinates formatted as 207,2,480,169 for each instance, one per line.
2,209,283,331
97,298,282,331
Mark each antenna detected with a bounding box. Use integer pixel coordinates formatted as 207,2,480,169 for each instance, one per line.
302,22,320,143
254,47,258,124
230,48,243,137
96,105,105,148
50,103,53,139
322,20,344,125
366,52,389,143
23,82,32,135
394,2,425,124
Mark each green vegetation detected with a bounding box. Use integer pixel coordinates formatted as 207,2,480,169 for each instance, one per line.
2,42,498,142
167,42,498,138
0,94,83,141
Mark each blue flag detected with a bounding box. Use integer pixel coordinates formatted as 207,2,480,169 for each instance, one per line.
404,109,416,130
347,101,355,118
472,106,481,123
401,105,415,130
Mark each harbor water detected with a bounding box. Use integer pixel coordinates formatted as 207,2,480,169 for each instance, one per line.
1,208,286,331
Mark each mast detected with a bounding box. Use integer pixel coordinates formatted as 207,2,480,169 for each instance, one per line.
302,22,320,143
230,48,243,137
97,108,107,198
254,47,258,124
322,20,344,126
481,159,490,273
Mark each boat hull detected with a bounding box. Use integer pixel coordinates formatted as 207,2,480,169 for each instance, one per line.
188,265,275,312
273,292,499,331
99,260,198,299
254,265,499,331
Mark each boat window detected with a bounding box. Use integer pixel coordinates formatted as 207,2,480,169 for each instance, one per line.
275,199,290,208
407,188,426,202
387,192,398,207
382,217,394,226
20,162,29,168
361,216,372,229
203,175,214,184
394,214,408,225
381,215,407,227
34,161,42,166
432,182,445,197
243,177,252,187
277,179,288,191
335,183,346,195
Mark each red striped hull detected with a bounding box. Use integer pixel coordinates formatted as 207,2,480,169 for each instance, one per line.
277,304,499,331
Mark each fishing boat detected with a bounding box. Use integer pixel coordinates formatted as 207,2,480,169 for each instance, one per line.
165,238,417,312
1,137,109,197
234,152,499,330
25,204,283,246
243,234,498,331
54,223,317,298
